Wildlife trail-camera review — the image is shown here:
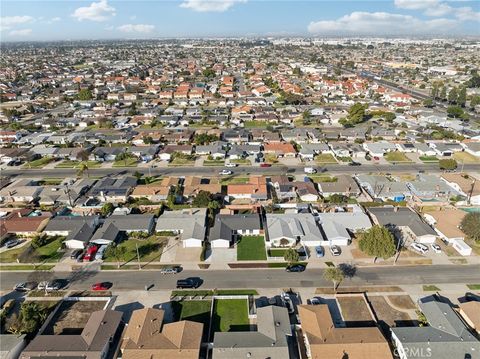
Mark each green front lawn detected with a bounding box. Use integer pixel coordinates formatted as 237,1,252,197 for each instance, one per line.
453,152,480,164
55,160,101,169
0,264,55,271
203,160,225,166
172,300,212,340
419,155,439,162
34,237,64,262
0,236,64,263
467,284,480,290
112,158,138,167
231,158,250,165
243,120,269,128
309,175,338,182
169,158,196,167
268,249,287,257
384,151,412,163
237,236,267,261
25,157,54,168
0,246,25,263
220,176,250,184
103,236,164,263
315,153,338,164
213,299,249,332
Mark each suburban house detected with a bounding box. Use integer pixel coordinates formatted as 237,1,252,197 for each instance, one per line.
0,179,42,204
441,173,480,205
269,176,297,201
391,297,480,359
423,209,472,256
213,305,292,359
121,308,203,359
44,216,100,249
0,209,52,238
265,213,323,248
428,142,463,156
227,176,268,202
316,175,361,198
356,174,410,202
316,209,372,246
459,301,480,335
183,176,222,200
295,182,320,202
88,176,137,203
20,310,123,359
363,142,397,157
407,174,458,201
90,214,155,245
298,143,330,161
462,142,480,157
38,178,95,206
90,147,124,162
131,178,178,202
209,214,262,248
298,304,393,359
263,142,297,157
155,208,207,248
368,207,437,244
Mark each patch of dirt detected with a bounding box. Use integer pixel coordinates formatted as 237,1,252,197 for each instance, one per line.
387,295,416,310
368,296,412,328
43,300,107,335
337,296,374,326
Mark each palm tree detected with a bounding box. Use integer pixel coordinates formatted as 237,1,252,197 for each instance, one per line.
77,162,89,178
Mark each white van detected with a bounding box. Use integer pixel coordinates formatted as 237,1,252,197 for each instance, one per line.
410,242,428,255
95,245,108,261
304,167,317,174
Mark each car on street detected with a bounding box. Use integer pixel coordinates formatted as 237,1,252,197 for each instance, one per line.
38,279,67,291
431,243,441,253
176,277,201,289
219,169,233,175
330,245,342,256
410,242,429,254
304,167,317,174
160,266,181,274
260,163,271,167
91,282,112,291
315,246,325,258
225,162,237,167
285,264,306,272
348,161,361,166
14,281,38,292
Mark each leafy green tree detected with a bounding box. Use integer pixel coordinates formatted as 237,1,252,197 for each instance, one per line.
101,202,114,216
358,225,396,261
10,302,49,334
284,248,300,263
423,98,433,107
439,158,457,170
447,105,464,118
461,212,480,242
77,89,93,101
194,133,218,145
202,68,215,78
323,267,345,291
77,162,89,178
457,87,467,107
192,190,213,207
448,87,458,104
31,235,48,248
470,95,480,109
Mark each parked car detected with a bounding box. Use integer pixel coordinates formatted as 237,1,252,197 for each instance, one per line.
95,245,108,261
348,161,361,166
260,163,271,167
176,278,201,289
14,281,38,292
285,264,306,272
281,292,295,314
219,169,233,175
83,244,99,261
4,239,21,249
430,243,441,254
161,266,181,274
91,282,112,291
225,162,237,168
70,249,83,260
76,250,85,262
315,246,325,258
330,245,341,256
304,167,317,174
38,279,67,291
410,242,429,254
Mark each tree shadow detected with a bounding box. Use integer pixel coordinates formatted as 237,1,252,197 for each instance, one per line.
339,263,357,279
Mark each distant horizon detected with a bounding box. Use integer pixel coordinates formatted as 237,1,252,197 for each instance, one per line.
1,0,479,42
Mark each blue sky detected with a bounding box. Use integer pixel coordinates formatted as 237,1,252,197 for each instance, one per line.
1,0,479,41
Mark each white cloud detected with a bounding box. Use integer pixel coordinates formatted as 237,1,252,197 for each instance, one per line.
0,15,34,30
117,24,155,34
9,28,32,36
308,11,458,35
72,0,116,22
395,0,480,21
51,17,61,22
179,0,246,12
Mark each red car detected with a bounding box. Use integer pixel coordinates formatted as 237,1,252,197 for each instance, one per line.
260,163,271,167
83,245,98,262
91,282,112,291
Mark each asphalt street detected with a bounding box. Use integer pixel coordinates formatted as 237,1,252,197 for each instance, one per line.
3,163,480,178
2,265,479,291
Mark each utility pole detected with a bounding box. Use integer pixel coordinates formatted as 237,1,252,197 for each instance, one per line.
136,243,141,270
